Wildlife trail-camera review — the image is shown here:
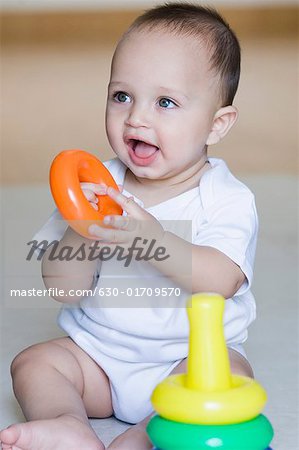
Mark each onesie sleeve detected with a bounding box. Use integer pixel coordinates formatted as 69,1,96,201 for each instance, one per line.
193,192,258,293
31,209,68,259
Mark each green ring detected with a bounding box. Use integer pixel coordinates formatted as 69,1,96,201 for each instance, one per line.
147,414,274,450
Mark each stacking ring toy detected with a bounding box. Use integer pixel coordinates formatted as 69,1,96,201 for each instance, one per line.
147,414,274,450
151,294,267,425
50,149,122,238
152,445,273,449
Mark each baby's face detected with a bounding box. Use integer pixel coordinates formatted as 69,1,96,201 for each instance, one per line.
105,30,220,181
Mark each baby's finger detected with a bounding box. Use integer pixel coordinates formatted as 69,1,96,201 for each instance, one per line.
80,182,107,195
106,187,145,219
81,188,98,203
88,224,129,243
91,203,99,211
103,215,136,231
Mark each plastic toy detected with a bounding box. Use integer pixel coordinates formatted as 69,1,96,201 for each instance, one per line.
147,293,274,450
50,149,122,237
148,415,273,450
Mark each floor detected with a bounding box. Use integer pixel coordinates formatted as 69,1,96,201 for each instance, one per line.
1,174,298,449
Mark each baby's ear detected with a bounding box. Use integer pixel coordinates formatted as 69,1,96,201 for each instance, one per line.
206,105,238,146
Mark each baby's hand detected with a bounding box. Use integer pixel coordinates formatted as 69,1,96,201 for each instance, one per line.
80,183,122,211
88,187,164,246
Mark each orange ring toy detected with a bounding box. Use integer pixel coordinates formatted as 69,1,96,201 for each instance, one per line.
50,149,123,238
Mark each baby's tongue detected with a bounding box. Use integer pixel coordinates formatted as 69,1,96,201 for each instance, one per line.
134,141,157,158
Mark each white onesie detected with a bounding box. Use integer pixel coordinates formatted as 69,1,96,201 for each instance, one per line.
34,157,258,423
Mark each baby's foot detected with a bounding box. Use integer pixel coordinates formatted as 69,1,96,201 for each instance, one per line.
0,414,104,450
107,424,152,450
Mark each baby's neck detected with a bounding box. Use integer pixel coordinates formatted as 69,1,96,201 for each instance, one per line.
124,161,210,208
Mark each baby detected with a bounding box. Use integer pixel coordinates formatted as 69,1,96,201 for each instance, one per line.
0,3,258,450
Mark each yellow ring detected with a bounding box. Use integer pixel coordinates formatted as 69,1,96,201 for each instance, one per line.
151,294,268,425
151,373,267,425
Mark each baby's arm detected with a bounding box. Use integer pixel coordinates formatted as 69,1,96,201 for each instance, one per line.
156,232,245,298
42,183,101,303
88,187,245,299
42,227,100,303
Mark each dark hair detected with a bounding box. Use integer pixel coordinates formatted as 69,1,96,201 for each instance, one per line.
124,2,241,106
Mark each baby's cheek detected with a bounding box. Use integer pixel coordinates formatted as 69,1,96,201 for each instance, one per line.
106,121,120,148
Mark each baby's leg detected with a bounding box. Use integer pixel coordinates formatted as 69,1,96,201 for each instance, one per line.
0,337,113,450
107,348,253,450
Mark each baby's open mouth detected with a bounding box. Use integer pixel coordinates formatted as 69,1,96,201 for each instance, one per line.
127,139,159,159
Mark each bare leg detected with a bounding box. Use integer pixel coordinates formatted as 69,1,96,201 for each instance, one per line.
108,348,253,450
0,337,113,450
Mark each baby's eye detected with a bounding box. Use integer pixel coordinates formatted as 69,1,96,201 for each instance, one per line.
114,92,131,103
158,98,177,109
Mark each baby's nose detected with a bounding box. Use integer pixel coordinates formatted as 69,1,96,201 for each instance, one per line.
125,104,151,128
